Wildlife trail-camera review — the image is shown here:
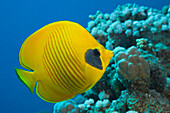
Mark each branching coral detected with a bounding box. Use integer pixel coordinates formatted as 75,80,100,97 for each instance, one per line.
78,98,111,113
86,3,170,49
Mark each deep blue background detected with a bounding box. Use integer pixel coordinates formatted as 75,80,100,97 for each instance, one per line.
0,0,169,113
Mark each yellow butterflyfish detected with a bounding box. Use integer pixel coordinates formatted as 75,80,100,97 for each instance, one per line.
15,21,114,103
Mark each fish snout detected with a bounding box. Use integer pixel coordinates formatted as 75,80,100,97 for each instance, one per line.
102,49,114,68
106,49,114,59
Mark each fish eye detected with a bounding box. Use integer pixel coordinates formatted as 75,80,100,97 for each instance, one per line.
93,49,100,57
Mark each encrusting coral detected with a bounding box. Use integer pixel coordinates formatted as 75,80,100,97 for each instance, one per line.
108,89,169,113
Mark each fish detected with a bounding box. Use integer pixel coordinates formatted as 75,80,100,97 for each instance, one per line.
15,21,114,103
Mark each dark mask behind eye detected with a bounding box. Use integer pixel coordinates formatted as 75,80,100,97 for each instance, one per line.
93,49,100,57
85,49,103,70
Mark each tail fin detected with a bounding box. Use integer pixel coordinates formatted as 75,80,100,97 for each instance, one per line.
15,68,36,94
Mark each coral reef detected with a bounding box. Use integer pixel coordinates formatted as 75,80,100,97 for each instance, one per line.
114,46,150,93
53,3,170,113
87,4,170,49
78,98,111,112
137,48,167,93
53,100,80,113
108,90,169,113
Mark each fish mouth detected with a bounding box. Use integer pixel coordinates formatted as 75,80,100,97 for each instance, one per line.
102,49,114,68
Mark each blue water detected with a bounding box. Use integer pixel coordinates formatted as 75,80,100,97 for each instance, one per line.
0,0,169,113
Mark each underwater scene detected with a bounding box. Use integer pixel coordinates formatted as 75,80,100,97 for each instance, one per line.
0,0,170,113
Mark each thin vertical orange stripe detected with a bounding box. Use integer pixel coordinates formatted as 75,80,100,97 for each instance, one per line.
49,30,78,92
64,25,83,67
50,29,81,90
43,49,70,93
64,25,87,80
57,27,85,84
60,25,86,81
43,46,71,93
44,41,73,93
43,49,58,85
54,28,85,86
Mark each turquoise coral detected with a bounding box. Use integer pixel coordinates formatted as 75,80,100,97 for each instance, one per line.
114,46,150,93
53,100,80,113
108,90,169,112
86,3,170,49
114,46,150,82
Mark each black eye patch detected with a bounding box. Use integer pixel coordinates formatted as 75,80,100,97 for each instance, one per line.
85,49,103,70
93,49,100,57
